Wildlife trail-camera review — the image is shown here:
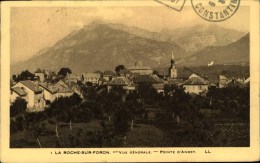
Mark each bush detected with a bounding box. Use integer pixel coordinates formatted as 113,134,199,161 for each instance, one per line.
46,100,51,105
47,119,56,124
113,109,130,135
10,98,27,117
15,116,24,131
41,129,56,136
10,119,18,134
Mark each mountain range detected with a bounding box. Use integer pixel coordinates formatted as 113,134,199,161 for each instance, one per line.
184,33,249,66
11,21,249,74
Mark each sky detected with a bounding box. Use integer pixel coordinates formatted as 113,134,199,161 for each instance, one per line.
10,5,250,64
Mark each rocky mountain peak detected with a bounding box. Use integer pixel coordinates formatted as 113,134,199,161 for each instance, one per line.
11,22,248,75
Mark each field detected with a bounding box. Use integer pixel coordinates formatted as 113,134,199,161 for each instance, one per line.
10,114,249,148
10,119,167,148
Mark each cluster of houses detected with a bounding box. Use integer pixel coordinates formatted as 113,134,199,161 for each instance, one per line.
10,54,250,112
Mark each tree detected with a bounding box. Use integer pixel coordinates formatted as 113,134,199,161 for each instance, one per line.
85,82,93,87
58,67,72,76
10,98,27,117
15,116,24,131
81,85,97,101
125,92,144,130
115,65,125,75
69,93,82,106
14,70,35,82
138,83,158,104
10,119,18,134
12,75,17,82
113,109,130,136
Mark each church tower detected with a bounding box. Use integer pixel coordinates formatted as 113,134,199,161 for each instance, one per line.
169,53,177,78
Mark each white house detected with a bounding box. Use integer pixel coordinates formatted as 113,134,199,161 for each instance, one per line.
106,77,136,94
218,75,228,88
10,87,28,103
82,73,101,85
11,80,45,111
65,73,80,84
39,83,58,102
55,80,74,98
182,74,208,95
129,61,153,75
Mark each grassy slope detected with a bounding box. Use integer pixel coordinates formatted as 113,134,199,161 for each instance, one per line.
10,116,249,148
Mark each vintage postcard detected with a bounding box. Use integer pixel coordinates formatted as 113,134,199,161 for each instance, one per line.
1,0,259,162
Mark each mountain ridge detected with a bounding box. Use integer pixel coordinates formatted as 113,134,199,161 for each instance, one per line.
11,22,248,75
183,33,249,66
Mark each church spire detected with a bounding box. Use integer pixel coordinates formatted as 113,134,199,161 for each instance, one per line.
170,52,175,67
171,52,174,60
169,52,177,78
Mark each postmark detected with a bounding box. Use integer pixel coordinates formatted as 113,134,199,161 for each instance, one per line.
191,0,240,22
154,0,186,11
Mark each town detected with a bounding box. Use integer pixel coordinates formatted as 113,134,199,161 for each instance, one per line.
10,54,250,148
10,54,249,111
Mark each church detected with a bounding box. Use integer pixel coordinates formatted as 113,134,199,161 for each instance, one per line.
168,53,177,78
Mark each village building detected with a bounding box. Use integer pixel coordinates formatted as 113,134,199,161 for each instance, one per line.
55,80,69,89
182,74,208,95
129,61,153,75
98,77,108,86
54,80,74,98
103,70,117,81
218,75,228,88
82,73,101,85
65,73,80,84
11,80,45,111
71,85,84,98
10,87,28,103
34,68,45,82
133,74,165,93
118,69,133,78
39,83,58,102
225,78,246,88
57,88,74,98
168,78,185,87
65,81,84,98
106,77,136,94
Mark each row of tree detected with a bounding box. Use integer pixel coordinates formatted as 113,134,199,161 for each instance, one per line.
12,68,72,83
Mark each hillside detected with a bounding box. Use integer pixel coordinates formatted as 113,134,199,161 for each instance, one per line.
183,33,249,66
106,23,246,52
161,24,246,52
11,22,185,74
11,22,248,75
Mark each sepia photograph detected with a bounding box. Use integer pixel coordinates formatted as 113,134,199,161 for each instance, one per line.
1,0,259,162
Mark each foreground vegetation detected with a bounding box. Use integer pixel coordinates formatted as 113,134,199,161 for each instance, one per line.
10,84,249,147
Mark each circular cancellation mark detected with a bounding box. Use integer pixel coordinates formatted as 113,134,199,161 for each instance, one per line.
191,0,240,22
